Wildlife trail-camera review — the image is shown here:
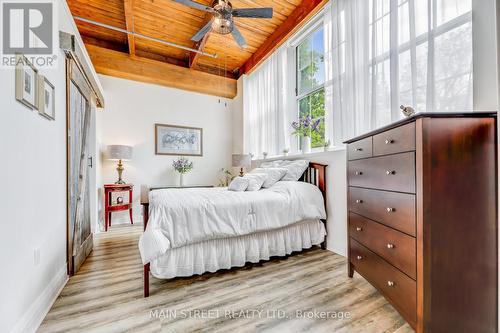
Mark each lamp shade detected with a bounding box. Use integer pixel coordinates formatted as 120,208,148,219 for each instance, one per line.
232,154,251,168
107,145,133,161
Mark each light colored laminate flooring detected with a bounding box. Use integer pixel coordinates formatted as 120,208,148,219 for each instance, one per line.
39,224,414,333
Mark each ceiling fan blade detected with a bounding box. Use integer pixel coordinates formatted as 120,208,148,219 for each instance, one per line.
231,26,247,48
171,0,214,13
232,8,273,18
191,19,214,42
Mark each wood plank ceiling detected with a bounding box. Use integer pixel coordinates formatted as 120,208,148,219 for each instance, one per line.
67,0,327,97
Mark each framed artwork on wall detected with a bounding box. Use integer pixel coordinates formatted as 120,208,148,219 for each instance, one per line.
155,123,203,156
15,54,38,109
37,75,55,120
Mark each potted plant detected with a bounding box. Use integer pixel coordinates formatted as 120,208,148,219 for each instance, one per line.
291,115,321,154
172,157,193,187
283,148,290,156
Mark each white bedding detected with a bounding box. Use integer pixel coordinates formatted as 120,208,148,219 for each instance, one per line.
150,219,326,278
139,181,326,264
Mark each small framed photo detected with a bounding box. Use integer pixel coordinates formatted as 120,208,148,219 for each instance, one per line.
155,123,203,156
37,75,55,120
15,54,38,109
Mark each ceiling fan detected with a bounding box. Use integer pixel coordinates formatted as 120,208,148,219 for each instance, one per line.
172,0,273,48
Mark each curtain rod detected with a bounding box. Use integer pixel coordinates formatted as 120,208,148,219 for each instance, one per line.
73,16,218,59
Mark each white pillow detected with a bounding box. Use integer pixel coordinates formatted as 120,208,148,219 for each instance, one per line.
243,173,267,191
228,177,249,191
250,167,287,188
281,160,309,181
259,160,282,168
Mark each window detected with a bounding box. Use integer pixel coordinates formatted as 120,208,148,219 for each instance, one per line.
296,26,326,149
368,0,472,128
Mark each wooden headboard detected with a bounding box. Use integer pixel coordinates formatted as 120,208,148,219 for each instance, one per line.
299,162,327,202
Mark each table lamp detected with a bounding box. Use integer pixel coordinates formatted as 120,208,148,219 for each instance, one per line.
107,145,133,184
232,154,251,177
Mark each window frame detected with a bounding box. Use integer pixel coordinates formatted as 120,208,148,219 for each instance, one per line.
293,21,327,152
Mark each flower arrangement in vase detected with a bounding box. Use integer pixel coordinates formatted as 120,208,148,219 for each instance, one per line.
291,115,321,154
283,148,290,156
172,157,193,187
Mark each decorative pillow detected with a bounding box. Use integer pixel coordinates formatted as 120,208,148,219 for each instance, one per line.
243,173,267,191
250,167,287,188
281,160,309,181
228,177,249,191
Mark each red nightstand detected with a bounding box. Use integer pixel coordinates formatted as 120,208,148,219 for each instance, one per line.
104,184,133,231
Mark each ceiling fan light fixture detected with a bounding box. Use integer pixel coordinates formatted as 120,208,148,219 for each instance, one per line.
212,15,233,34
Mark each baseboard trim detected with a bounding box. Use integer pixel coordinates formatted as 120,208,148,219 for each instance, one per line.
11,264,68,333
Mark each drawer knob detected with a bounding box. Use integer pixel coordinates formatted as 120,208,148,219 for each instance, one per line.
355,199,363,204
357,255,363,260
386,207,395,212
356,227,362,232
355,148,363,151
387,243,395,249
385,139,394,144
386,170,396,175
387,281,395,287
355,171,363,175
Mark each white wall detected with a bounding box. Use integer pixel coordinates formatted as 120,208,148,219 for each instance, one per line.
0,2,102,332
96,75,233,225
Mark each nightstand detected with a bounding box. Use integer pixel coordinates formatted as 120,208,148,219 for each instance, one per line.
104,184,133,231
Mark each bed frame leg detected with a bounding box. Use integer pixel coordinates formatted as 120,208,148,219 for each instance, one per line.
144,263,150,297
320,240,327,250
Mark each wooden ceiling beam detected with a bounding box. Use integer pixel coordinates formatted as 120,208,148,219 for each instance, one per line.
240,0,329,76
189,15,213,69
86,44,237,98
123,0,135,55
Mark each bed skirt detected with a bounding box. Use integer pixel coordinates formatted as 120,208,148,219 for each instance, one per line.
150,219,326,279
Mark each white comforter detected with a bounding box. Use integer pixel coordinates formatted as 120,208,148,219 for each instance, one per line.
138,181,326,264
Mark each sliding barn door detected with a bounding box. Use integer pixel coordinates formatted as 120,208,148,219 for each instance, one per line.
67,59,94,275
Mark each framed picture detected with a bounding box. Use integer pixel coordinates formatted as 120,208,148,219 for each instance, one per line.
155,123,203,156
15,54,38,109
37,75,55,120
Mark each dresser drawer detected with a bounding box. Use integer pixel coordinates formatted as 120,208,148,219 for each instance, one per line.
348,187,415,236
348,152,415,193
350,239,416,326
347,137,372,160
349,212,416,279
373,122,415,156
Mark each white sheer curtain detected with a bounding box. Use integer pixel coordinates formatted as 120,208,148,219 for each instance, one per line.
243,47,295,158
325,0,473,145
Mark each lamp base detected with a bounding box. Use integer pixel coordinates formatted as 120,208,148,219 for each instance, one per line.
115,179,126,184
115,159,126,184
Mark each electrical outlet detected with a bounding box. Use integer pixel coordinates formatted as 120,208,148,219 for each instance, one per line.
34,248,40,266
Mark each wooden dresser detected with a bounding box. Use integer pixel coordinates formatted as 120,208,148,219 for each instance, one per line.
344,112,497,332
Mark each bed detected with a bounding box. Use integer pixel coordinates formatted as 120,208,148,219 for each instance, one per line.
140,162,327,297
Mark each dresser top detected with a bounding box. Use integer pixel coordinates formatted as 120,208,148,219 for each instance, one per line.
343,111,497,144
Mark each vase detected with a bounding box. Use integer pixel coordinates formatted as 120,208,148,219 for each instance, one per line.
301,136,311,154
179,173,184,187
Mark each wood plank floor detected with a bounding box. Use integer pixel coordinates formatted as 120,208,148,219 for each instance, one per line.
39,224,414,333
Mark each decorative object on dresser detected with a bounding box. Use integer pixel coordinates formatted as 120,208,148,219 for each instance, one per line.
104,184,133,232
172,157,193,187
344,112,497,333
155,123,203,156
232,154,251,176
107,145,133,184
400,105,415,118
15,54,38,109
